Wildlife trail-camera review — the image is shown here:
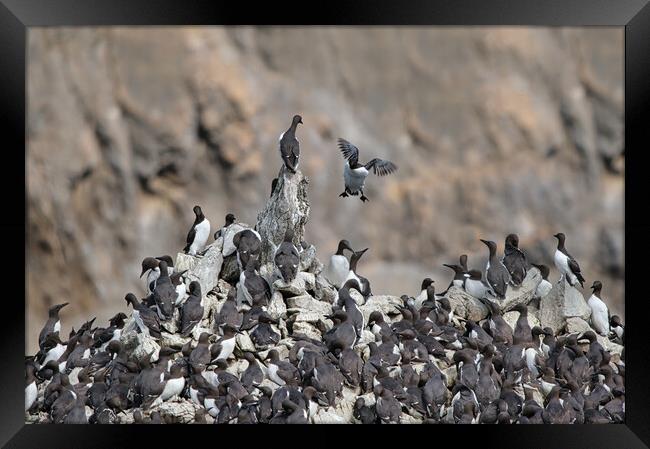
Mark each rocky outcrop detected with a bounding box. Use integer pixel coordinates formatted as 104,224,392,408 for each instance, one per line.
26,28,624,353
26,158,624,425
539,278,592,335
256,167,311,265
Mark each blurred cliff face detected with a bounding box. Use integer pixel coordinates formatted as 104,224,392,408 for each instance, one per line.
26,27,623,352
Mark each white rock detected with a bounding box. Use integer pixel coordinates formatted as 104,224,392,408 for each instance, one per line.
359,295,403,322
268,291,287,320
444,286,489,322
286,294,333,316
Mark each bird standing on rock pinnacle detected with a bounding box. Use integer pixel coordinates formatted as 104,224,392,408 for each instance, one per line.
279,114,302,173
337,138,398,202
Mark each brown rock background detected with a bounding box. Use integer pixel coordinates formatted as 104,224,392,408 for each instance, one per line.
26,27,624,353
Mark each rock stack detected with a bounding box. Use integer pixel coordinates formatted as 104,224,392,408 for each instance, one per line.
25,166,624,425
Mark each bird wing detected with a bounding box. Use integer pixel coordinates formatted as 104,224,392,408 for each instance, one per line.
365,158,398,176
567,257,582,279
184,226,196,251
338,138,360,166
281,139,299,171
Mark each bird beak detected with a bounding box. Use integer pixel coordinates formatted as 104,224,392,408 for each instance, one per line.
479,239,489,245
299,118,303,124
140,269,146,278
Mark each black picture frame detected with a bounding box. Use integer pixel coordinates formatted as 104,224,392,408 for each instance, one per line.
3,1,649,447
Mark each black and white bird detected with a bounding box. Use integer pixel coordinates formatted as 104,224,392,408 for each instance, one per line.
501,234,527,286
553,233,585,288
124,293,161,339
531,263,552,299
152,261,176,320
278,115,303,173
480,239,511,299
233,228,262,271
345,248,371,297
214,213,236,240
274,228,300,283
337,138,398,202
180,281,204,338
140,258,160,295
463,269,494,300
39,302,69,349
239,258,272,307
184,205,211,256
587,281,610,336
324,240,354,289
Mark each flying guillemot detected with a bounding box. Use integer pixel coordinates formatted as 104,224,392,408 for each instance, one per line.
337,138,398,202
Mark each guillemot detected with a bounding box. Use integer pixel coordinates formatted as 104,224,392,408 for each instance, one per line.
553,233,585,288
38,302,69,349
480,239,511,299
337,138,397,202
278,115,302,173
502,234,527,286
184,205,211,256
233,228,262,271
140,257,160,295
180,281,204,337
324,239,354,289
152,260,176,320
587,281,610,336
214,213,236,240
274,227,300,283
124,293,161,339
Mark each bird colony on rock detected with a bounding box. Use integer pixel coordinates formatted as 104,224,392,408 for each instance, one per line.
26,115,623,424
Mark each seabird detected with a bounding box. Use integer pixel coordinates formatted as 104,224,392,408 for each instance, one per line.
553,233,585,288
152,260,176,320
233,228,262,271
337,138,398,202
240,352,264,391
124,293,161,338
210,325,238,362
265,349,300,386
502,233,527,286
531,263,552,299
183,205,211,256
512,303,533,345
345,248,371,297
480,239,511,299
278,114,302,173
323,310,358,353
38,302,69,349
249,312,281,349
274,227,300,283
587,281,610,336
25,362,38,412
338,279,365,341
140,257,160,295
180,281,204,337
214,288,243,332
324,239,354,289
214,213,236,240
609,315,624,344
239,258,272,307
463,269,494,300
170,269,188,306
374,385,401,423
